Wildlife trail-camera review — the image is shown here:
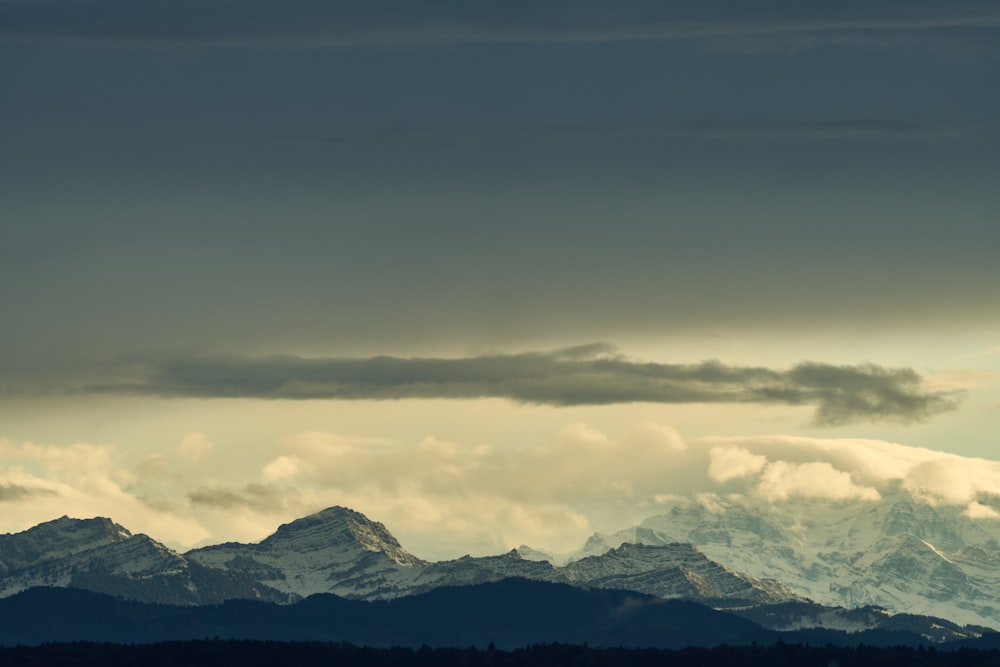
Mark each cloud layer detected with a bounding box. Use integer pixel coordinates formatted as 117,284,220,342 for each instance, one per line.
87,345,959,426
3,1,998,46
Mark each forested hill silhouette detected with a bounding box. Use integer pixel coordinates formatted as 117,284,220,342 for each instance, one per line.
4,579,999,650
0,579,770,648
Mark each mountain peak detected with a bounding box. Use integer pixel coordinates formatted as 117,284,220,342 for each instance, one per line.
5,515,133,548
264,506,424,566
0,515,135,576
33,515,131,536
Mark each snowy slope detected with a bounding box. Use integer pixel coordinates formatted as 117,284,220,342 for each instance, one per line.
185,506,427,600
562,542,796,605
0,516,132,572
733,600,989,642
569,492,1000,627
0,516,135,595
0,516,286,604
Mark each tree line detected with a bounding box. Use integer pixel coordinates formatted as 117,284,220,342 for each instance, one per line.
3,640,1000,667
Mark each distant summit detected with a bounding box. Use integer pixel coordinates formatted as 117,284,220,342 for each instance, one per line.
0,515,283,605
0,516,132,573
186,506,426,600
263,506,425,567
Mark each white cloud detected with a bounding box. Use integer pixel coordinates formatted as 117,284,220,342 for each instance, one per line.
261,455,308,481
201,431,1000,556
619,421,687,453
498,504,592,551
0,439,114,474
696,434,1000,507
0,438,211,546
244,422,703,557
757,460,881,502
652,493,686,505
965,501,1000,519
708,445,767,482
902,458,1000,505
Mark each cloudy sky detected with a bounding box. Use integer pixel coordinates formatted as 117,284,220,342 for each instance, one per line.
2,0,999,559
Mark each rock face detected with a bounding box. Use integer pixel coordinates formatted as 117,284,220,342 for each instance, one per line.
0,516,136,595
185,506,427,600
0,516,132,575
0,516,286,605
562,543,796,606
0,516,186,596
573,492,1000,627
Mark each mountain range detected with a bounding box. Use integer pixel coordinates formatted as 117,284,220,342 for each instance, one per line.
2,495,999,645
0,506,794,608
572,491,1000,628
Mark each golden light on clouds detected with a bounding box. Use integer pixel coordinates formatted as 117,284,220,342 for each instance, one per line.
2,424,999,559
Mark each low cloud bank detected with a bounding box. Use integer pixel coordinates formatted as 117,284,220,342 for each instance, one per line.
2,427,999,559
91,345,959,426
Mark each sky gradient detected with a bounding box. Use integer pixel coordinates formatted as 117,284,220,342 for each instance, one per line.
1,0,998,559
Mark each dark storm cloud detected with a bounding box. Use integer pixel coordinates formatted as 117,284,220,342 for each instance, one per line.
0,483,57,502
88,345,959,426
2,0,997,46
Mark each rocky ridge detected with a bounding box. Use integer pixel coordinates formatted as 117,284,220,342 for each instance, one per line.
0,516,287,604
0,506,793,608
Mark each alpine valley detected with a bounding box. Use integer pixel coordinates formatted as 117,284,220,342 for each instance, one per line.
2,496,1000,647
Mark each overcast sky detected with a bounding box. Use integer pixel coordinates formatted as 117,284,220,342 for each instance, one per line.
1,0,998,559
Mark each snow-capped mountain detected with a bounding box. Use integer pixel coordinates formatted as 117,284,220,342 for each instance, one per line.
562,542,796,606
185,506,427,600
0,516,184,598
182,507,795,605
0,516,287,605
571,492,1000,627
0,516,132,573
1,509,430,605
